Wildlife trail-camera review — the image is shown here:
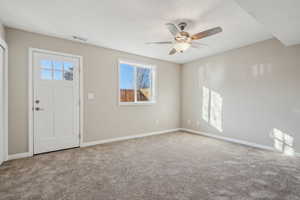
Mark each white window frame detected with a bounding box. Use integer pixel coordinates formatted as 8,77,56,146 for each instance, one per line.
118,59,156,105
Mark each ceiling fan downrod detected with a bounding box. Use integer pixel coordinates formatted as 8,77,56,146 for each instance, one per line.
178,22,187,31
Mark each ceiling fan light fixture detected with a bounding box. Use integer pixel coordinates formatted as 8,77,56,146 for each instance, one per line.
174,42,191,52
147,22,222,55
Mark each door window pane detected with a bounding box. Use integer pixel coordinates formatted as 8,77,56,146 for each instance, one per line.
53,61,63,70
41,60,52,69
41,69,52,80
53,70,63,80
40,60,76,81
64,62,73,71
136,67,151,101
63,62,74,81
120,63,135,102
64,70,73,81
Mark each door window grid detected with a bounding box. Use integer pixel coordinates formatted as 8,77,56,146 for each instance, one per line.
40,60,73,81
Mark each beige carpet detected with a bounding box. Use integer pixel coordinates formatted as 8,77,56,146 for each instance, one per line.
0,132,300,200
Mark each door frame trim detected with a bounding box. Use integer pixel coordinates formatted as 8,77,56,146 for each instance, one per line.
28,48,84,156
0,38,8,162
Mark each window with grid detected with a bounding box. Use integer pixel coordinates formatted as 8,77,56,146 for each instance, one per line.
40,59,74,81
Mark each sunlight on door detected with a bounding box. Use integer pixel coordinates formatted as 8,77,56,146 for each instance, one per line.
202,86,223,132
271,128,294,156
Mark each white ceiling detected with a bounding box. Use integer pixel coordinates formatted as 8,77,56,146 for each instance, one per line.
235,0,300,46
0,0,273,64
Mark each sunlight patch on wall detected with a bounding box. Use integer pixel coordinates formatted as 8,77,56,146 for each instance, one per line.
202,86,210,122
271,128,294,156
251,64,272,78
202,86,223,132
210,91,223,132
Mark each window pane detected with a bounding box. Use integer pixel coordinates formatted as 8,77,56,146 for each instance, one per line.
64,70,73,81
64,62,74,81
41,69,52,80
120,64,135,102
136,67,151,101
41,60,52,69
53,70,63,80
64,62,73,71
53,61,63,70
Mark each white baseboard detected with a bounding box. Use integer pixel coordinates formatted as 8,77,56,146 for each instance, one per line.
80,128,181,147
7,128,299,161
8,152,32,161
6,129,180,161
181,128,276,152
182,128,300,157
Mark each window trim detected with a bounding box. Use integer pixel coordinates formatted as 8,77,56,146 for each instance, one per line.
118,59,156,106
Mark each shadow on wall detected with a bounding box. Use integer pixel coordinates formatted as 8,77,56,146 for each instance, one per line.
271,128,295,156
202,86,223,132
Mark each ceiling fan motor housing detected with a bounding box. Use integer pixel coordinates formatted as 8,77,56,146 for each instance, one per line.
178,22,188,31
176,22,191,42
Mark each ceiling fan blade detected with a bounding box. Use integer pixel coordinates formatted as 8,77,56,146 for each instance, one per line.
146,41,173,45
191,27,222,40
191,42,207,48
169,48,177,55
166,23,180,36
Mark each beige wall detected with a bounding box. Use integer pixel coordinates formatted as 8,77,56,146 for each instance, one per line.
182,39,300,153
6,28,181,155
7,27,300,155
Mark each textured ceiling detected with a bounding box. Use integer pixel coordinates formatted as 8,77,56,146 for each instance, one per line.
235,0,300,46
0,0,273,63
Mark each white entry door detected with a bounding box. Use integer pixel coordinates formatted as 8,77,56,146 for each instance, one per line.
0,46,4,164
33,51,80,154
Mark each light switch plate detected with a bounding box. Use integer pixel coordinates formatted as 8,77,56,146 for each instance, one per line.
87,93,95,100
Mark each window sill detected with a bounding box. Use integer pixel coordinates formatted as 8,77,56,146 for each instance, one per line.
119,101,156,106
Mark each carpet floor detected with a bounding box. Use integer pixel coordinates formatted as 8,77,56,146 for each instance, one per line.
1,132,300,200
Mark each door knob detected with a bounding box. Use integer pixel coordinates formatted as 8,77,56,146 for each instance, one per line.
35,100,40,104
35,107,44,111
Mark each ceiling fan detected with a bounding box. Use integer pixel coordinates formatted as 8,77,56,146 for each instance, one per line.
147,22,222,55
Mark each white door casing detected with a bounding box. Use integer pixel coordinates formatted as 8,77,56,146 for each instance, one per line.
32,51,80,154
0,46,4,164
